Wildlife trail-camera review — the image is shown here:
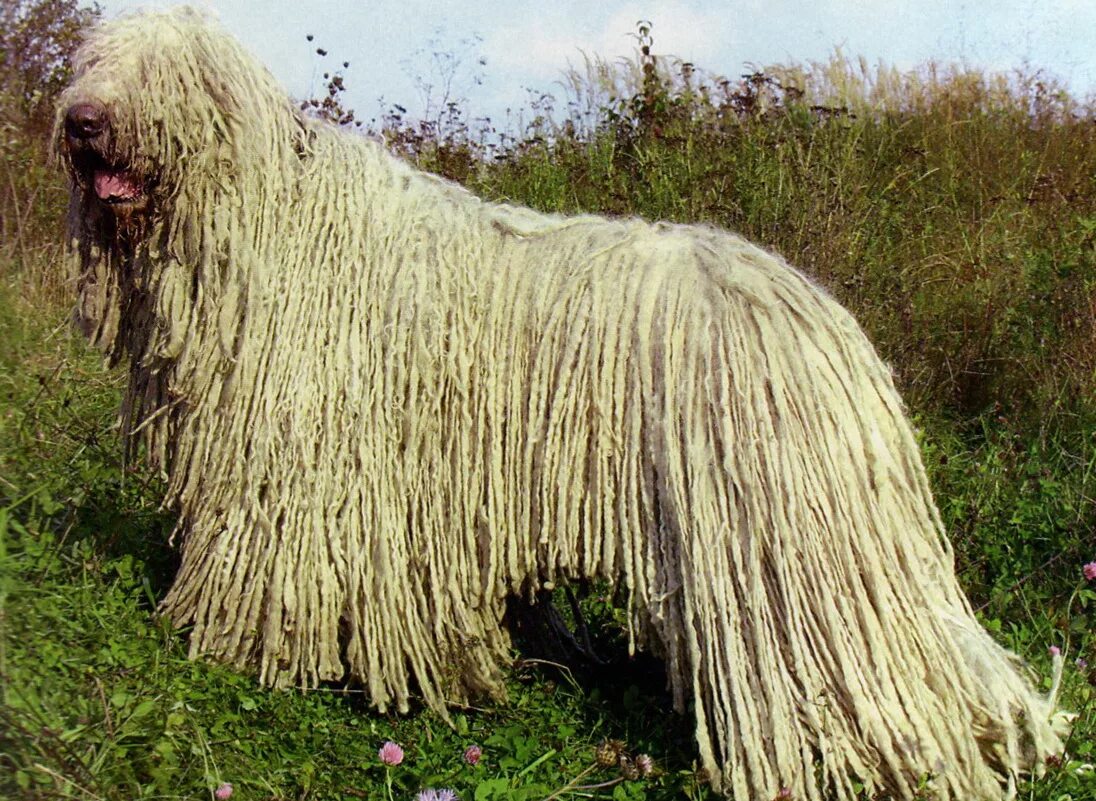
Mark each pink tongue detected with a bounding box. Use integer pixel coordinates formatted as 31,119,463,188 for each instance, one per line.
94,168,141,201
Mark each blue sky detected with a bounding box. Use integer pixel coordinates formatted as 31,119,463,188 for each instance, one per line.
95,1,1096,126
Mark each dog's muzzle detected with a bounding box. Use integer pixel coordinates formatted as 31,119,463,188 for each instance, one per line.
64,101,149,209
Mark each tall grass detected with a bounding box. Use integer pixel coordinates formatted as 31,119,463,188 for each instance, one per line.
464,50,1096,430
2,32,1094,800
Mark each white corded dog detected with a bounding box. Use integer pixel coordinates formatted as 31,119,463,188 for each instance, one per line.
57,8,1066,799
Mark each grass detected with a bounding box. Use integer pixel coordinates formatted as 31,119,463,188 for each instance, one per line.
3,36,1096,801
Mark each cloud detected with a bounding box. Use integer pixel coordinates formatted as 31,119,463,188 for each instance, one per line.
484,1,730,83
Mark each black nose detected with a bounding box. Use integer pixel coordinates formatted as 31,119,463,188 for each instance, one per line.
65,102,108,139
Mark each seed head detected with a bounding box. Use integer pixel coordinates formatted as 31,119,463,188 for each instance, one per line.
595,739,623,767
619,755,640,781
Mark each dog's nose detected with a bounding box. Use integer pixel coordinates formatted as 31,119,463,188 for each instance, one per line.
65,102,108,139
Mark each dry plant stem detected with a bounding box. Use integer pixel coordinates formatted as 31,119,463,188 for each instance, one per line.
93,677,113,739
32,762,104,801
541,764,600,801
3,170,27,265
514,658,580,691
59,9,1069,801
572,777,625,791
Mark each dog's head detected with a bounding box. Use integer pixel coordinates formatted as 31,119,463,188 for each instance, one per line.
57,7,312,359
56,6,306,228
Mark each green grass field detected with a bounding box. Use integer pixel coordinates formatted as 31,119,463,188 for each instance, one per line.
2,20,1095,801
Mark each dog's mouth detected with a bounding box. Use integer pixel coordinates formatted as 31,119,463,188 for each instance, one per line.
70,150,151,211
93,163,145,204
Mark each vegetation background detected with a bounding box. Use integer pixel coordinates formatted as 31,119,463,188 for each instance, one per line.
1,2,1094,799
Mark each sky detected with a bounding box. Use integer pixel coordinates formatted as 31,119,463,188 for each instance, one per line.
93,1,1096,127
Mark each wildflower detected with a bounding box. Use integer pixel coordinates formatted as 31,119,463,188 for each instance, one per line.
415,790,458,801
1049,645,1061,658
619,755,640,781
378,740,404,766
462,744,482,765
773,788,793,801
214,784,233,800
1076,657,1088,669
595,739,624,767
1084,561,1096,581
635,753,655,777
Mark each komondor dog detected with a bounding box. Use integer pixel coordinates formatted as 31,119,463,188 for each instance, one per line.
57,8,1066,800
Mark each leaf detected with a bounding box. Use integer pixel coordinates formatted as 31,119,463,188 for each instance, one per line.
130,699,157,720
59,724,88,742
110,689,131,708
613,781,647,800
474,777,512,801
